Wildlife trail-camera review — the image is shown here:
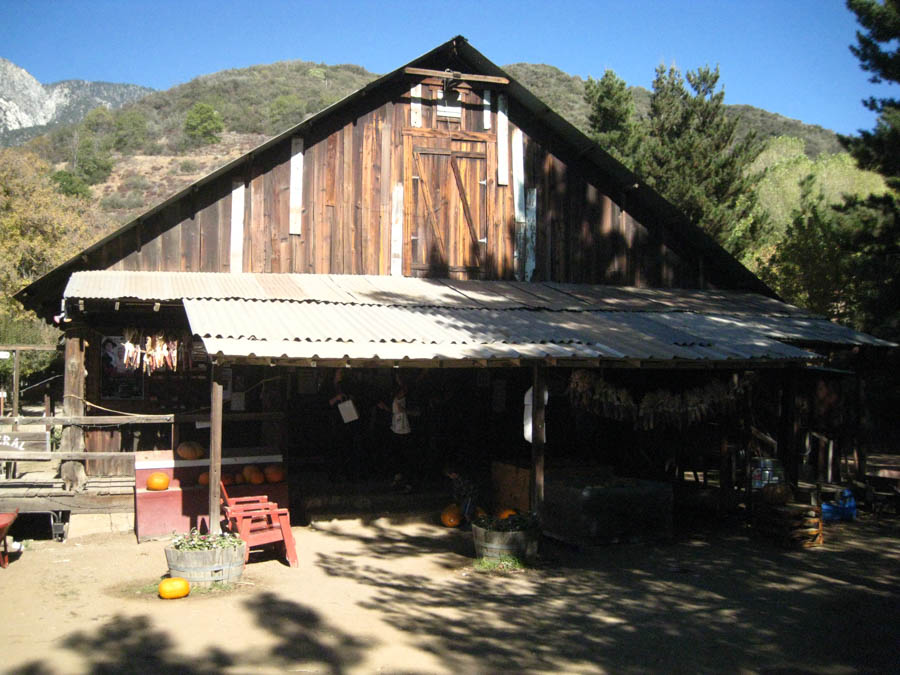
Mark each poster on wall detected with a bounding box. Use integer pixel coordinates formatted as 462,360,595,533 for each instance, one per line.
101,336,144,399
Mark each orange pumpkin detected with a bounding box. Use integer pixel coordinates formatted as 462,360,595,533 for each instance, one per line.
175,441,205,460
197,471,210,486
146,472,170,491
231,471,244,485
242,465,260,482
158,577,190,599
497,508,518,520
441,503,462,527
221,473,235,486
248,470,266,485
263,464,286,483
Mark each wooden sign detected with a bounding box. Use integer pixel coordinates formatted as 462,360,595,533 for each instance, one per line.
0,431,50,453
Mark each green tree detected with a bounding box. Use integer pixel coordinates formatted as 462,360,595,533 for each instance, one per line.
759,176,849,319
50,170,92,199
73,132,114,184
184,102,224,145
845,0,900,187
584,69,642,166
0,149,96,378
114,108,149,152
639,65,766,249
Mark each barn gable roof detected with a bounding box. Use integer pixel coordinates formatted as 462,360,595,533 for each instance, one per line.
17,35,772,319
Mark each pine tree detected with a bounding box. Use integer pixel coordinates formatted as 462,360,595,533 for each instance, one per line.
845,0,900,187
584,70,642,167
639,65,766,248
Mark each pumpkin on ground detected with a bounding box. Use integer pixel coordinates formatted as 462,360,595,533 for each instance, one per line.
248,470,266,485
221,473,235,486
158,576,190,599
231,471,244,485
441,503,462,527
497,508,518,520
175,441,205,460
197,471,210,487
146,472,170,491
263,464,286,483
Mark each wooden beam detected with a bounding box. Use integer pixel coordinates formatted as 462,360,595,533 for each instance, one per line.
0,345,57,351
0,494,133,514
403,67,509,85
497,95,509,186
0,451,136,461
208,364,224,534
7,415,175,426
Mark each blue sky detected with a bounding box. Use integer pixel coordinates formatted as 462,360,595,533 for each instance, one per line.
1,0,893,137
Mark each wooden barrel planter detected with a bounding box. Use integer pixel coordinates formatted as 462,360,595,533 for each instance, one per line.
164,543,246,585
472,524,540,561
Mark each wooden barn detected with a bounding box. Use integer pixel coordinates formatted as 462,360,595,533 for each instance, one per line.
7,36,894,542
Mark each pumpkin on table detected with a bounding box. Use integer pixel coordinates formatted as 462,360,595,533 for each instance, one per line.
263,464,286,483
146,472,170,491
175,441,205,460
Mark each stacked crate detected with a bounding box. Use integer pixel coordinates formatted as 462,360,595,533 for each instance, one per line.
753,502,824,548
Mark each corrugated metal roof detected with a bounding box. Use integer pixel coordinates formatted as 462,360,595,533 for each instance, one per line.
63,271,814,312
63,271,895,365
181,297,820,365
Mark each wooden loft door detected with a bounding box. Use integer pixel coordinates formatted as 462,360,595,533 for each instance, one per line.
405,136,487,279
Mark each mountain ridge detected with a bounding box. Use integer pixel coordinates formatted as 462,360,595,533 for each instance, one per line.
0,57,154,144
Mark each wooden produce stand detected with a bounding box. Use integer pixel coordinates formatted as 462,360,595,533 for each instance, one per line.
134,449,289,541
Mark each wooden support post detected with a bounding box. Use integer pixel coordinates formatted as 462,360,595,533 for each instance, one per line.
530,364,546,517
854,372,865,480
11,348,20,428
778,367,800,485
61,327,86,453
208,364,225,535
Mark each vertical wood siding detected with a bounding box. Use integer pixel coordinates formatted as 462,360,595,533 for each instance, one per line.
106,82,704,289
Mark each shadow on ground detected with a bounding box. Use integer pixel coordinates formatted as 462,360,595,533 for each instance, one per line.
7,513,899,674
7,594,368,675
312,514,900,673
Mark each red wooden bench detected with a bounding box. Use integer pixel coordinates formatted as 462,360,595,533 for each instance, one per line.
1,508,19,568
219,483,298,568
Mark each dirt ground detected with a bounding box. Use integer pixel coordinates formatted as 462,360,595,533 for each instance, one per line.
2,510,899,674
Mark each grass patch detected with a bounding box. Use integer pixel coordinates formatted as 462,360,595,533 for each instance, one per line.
110,577,241,599
473,555,525,573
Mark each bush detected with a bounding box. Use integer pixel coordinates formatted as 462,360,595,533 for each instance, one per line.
179,159,200,174
50,170,91,199
100,191,144,210
122,173,151,191
184,102,224,145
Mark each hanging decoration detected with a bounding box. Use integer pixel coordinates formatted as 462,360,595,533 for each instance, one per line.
567,370,750,430
120,328,185,375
